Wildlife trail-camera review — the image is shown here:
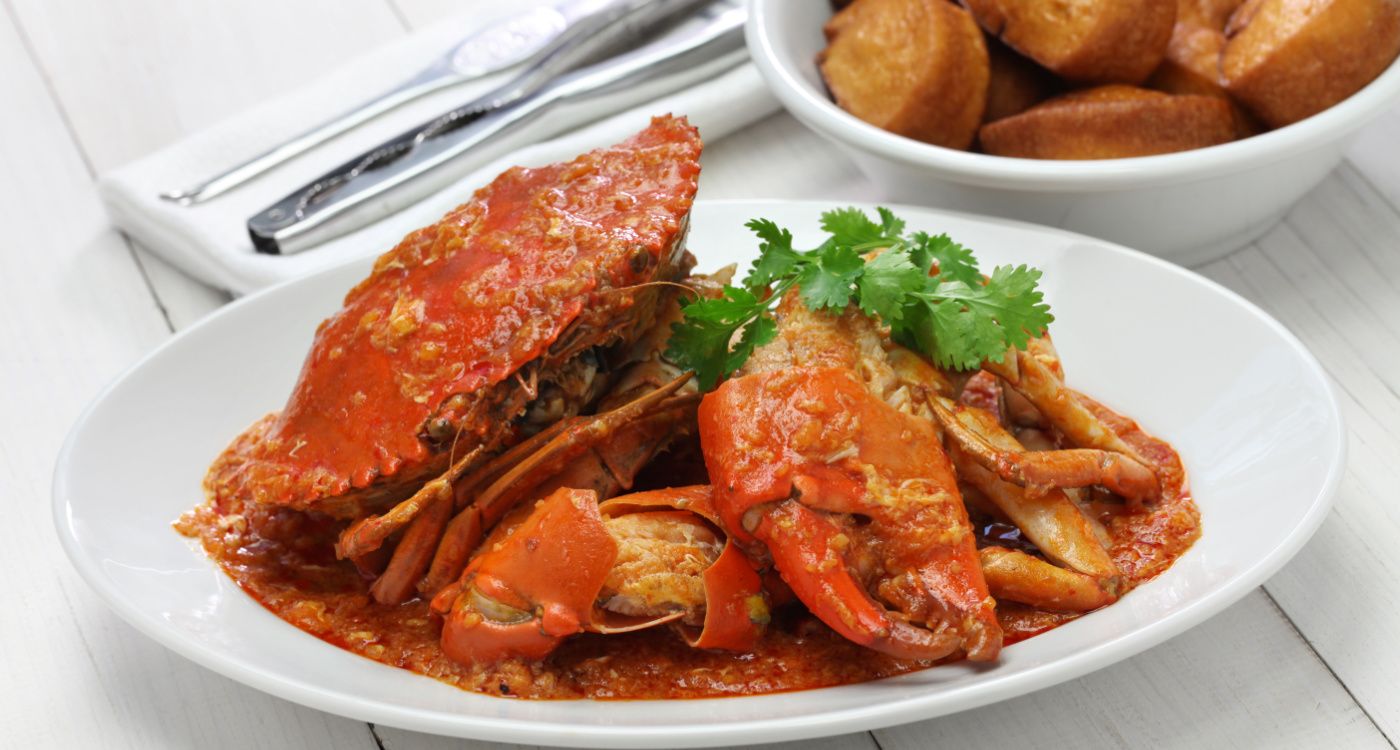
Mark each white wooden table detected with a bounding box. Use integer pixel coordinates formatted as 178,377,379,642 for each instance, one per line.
6,1,1400,747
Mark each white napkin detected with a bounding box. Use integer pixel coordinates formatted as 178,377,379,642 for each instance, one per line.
98,3,779,295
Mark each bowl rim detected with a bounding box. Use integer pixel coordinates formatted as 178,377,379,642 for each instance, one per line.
745,0,1400,191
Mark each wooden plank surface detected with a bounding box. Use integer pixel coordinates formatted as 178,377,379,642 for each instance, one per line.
6,0,408,325
6,0,1400,747
876,591,1388,750
0,5,375,748
1194,172,1400,740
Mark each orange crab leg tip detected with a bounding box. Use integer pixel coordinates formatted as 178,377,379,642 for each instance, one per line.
1014,450,1161,502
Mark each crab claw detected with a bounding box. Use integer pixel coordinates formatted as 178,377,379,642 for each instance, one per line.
598,485,767,651
433,485,766,664
434,488,617,664
699,367,1002,662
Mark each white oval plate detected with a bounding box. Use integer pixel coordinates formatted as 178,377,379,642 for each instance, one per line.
54,201,1343,748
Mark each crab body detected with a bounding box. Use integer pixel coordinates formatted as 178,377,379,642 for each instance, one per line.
206,116,703,518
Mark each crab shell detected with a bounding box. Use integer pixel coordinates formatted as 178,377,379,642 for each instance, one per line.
205,116,704,518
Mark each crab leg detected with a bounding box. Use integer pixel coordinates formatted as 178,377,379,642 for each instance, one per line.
472,373,695,527
986,344,1152,469
335,444,488,560
448,418,579,510
411,371,697,599
978,547,1115,612
931,396,1160,503
419,507,484,598
368,484,454,604
949,445,1120,583
339,368,691,575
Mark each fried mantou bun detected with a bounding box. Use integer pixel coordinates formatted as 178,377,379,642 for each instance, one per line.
1147,0,1264,134
1221,0,1400,128
984,39,1061,122
820,0,990,149
979,85,1237,158
962,0,1177,83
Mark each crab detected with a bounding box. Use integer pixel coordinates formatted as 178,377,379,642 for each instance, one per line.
205,115,704,600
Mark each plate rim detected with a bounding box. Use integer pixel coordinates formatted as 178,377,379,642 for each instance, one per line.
52,199,1347,748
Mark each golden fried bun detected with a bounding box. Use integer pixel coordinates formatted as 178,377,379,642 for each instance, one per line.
961,0,1177,83
1182,0,1248,26
1150,22,1229,96
979,85,1238,158
820,0,990,149
1147,13,1265,135
1222,0,1400,128
984,39,1060,123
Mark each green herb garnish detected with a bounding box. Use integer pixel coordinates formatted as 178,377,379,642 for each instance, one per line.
665,207,1054,390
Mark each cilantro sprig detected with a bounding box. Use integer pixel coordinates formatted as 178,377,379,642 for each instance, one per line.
665,207,1054,390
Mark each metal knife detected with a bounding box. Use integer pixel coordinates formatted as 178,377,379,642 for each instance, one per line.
159,0,649,206
248,0,744,255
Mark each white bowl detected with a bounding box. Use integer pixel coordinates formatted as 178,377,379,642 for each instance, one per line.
746,0,1400,265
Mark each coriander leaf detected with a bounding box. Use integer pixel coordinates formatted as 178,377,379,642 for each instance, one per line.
665,285,769,390
911,232,981,286
899,264,1054,369
743,219,800,288
797,243,863,310
746,217,793,250
677,285,763,323
725,314,777,375
665,206,1054,390
857,248,924,323
820,207,890,248
876,206,906,238
895,295,981,371
665,315,737,392
971,264,1054,352
745,246,799,289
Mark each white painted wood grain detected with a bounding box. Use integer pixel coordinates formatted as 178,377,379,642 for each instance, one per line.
375,726,879,750
1346,104,1400,212
7,0,407,174
129,246,232,330
1193,175,1400,741
0,6,376,748
876,591,1388,750
7,0,412,327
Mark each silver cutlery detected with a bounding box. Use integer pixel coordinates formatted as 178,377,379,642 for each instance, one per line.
247,0,745,255
159,0,658,206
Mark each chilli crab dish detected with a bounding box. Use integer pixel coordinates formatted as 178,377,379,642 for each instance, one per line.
180,116,1199,699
